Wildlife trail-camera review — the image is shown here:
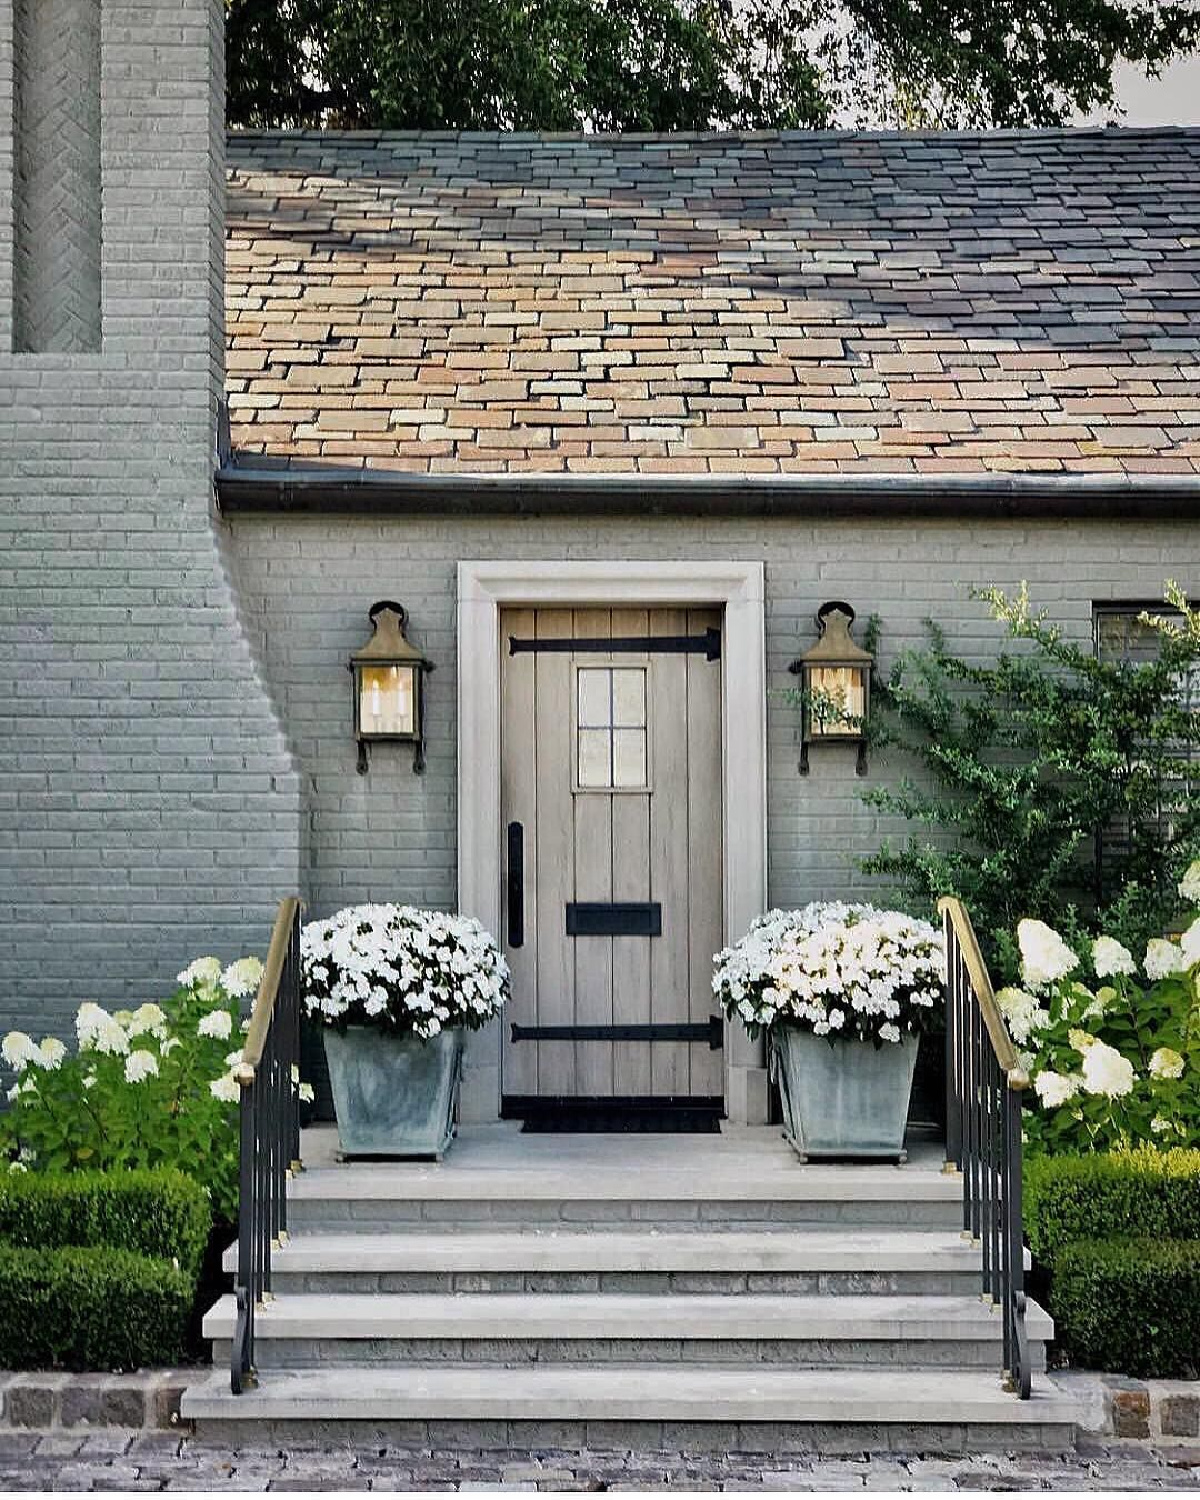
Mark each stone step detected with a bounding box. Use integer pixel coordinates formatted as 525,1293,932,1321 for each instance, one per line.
204,1291,1053,1370
180,1365,1079,1453
286,1157,964,1231
231,1228,994,1297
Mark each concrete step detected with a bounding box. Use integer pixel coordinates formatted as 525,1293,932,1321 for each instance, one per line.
181,1365,1079,1453
233,1228,993,1297
204,1291,1053,1370
286,1158,964,1231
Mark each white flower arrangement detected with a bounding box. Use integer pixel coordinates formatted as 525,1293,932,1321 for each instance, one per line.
711,902,944,1045
301,903,510,1040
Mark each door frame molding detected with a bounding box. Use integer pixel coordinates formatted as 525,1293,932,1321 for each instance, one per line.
457,560,769,1125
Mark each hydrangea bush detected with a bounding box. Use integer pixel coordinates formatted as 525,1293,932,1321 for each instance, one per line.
302,904,509,1038
0,956,270,1221
1001,863,1200,1154
712,902,944,1045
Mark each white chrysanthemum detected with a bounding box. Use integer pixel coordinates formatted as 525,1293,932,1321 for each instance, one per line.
1180,917,1200,968
1,1031,39,1072
1149,1047,1185,1081
127,1003,166,1039
1017,919,1078,991
198,1009,233,1040
221,957,264,999
209,1072,240,1104
36,1037,66,1070
1179,860,1200,906
1145,938,1186,981
1081,1040,1135,1099
124,1049,159,1084
76,1004,129,1057
178,956,222,989
1033,1070,1081,1108
1092,936,1135,979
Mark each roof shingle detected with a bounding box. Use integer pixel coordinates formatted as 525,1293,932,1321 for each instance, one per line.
226,129,1200,475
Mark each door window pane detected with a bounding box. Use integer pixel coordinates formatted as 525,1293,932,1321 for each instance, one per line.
576,665,648,789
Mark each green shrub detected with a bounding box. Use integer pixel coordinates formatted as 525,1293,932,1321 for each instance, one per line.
1025,1148,1200,1263
0,1244,193,1371
1051,1238,1200,1379
0,1168,211,1280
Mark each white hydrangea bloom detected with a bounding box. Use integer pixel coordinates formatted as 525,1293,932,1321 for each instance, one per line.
178,956,223,989
1145,938,1186,980
1017,919,1078,991
1092,936,1135,979
1033,1070,1080,1107
1081,1040,1135,1099
1,1031,39,1072
995,987,1050,1046
7,1161,27,1174
209,1072,240,1104
1180,916,1200,969
225,1049,245,1069
298,1082,315,1104
198,1009,233,1040
221,957,264,999
124,1049,159,1084
1149,1047,1185,1081
1179,860,1200,906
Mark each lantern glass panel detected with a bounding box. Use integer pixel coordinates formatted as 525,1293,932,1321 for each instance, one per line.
808,663,866,736
358,663,416,737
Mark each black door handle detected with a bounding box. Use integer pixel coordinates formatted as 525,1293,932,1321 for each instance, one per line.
507,821,524,949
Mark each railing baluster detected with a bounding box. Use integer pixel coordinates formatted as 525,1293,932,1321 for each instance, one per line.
937,898,1031,1401
231,896,304,1395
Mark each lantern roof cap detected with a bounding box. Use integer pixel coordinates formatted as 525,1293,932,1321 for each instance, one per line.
794,602,873,667
351,600,432,668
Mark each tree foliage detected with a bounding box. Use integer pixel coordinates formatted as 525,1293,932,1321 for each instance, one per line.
226,0,1200,132
861,584,1200,974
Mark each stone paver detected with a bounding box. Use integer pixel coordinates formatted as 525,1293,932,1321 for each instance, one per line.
0,1436,1197,1491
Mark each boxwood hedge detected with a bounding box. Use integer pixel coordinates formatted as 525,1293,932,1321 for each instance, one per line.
1024,1147,1200,1264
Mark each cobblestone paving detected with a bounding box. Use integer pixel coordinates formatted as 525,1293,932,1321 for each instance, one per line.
0,1433,1198,1492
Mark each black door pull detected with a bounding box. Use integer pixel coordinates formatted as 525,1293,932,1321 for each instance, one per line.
507,821,524,949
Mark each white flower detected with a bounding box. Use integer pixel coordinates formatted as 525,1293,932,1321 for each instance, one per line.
160,1036,180,1055
1145,938,1186,980
1151,1116,1176,1135
1180,917,1200,969
878,1022,901,1044
1081,1040,1136,1099
221,957,264,999
298,1082,315,1103
198,1009,233,1040
1092,936,1135,979
1,1031,39,1072
1149,1047,1185,1081
209,1073,241,1104
1033,1070,1080,1108
995,987,1050,1047
127,1003,166,1039
178,956,223,989
75,1004,129,1056
225,1049,245,1069
1179,860,1200,906
124,1049,159,1084
36,1037,66,1071
1017,920,1078,991
7,1161,27,1174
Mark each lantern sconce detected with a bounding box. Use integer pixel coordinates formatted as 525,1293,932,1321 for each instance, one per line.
349,600,434,776
788,601,873,778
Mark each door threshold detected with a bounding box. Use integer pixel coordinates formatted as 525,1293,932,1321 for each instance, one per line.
504,1096,724,1134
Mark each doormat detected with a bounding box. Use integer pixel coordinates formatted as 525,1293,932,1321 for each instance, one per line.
519,1103,722,1134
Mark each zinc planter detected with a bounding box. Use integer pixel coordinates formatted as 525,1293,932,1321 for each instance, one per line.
323,1025,464,1159
773,1026,919,1163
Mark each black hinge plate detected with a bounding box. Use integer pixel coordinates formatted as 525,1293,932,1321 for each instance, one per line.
566,901,662,937
509,628,720,661
511,1018,723,1050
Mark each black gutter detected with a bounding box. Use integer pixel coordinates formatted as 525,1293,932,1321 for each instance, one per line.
216,464,1200,520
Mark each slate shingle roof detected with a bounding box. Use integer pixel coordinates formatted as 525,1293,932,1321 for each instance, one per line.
226,129,1200,475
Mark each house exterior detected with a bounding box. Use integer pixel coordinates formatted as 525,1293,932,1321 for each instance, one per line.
3,0,1200,1130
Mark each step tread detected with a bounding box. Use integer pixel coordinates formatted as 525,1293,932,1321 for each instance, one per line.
203,1291,1054,1342
181,1364,1077,1426
226,1228,984,1276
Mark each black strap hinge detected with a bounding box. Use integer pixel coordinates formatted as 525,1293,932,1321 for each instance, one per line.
509,628,720,661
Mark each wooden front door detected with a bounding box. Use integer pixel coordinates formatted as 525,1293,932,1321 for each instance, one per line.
500,606,724,1104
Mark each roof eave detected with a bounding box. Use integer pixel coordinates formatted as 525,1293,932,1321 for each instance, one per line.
216,464,1200,520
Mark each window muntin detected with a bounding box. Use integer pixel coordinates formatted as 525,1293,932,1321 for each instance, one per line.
576,666,648,790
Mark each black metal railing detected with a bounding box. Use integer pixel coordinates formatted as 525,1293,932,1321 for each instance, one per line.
231,896,303,1395
938,896,1032,1400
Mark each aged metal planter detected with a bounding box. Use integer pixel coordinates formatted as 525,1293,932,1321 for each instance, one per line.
773,1026,919,1162
323,1025,464,1159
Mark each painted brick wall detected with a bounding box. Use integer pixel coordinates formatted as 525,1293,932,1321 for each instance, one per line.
224,512,1198,922
0,0,299,1043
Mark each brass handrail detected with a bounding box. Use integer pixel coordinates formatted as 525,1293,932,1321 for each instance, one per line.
237,895,302,1082
937,896,1027,1089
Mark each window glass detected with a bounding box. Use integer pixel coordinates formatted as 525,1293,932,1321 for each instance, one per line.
576,666,648,789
